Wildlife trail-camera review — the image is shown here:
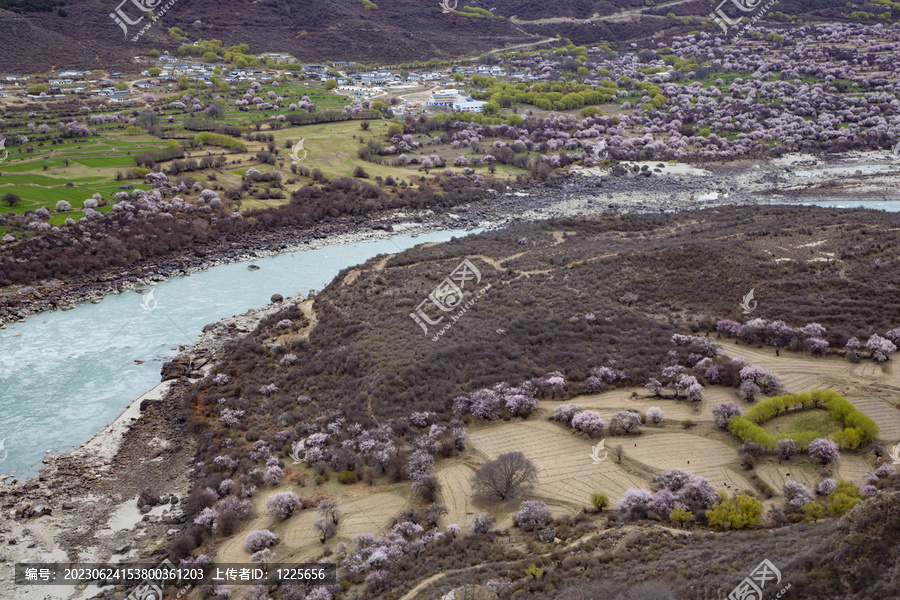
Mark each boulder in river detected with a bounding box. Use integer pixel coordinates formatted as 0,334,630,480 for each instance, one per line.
270,294,283,303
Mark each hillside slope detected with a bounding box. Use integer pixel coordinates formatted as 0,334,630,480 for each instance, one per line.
0,0,851,72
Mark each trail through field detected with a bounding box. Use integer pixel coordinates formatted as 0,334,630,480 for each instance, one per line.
215,486,407,572
397,522,693,600
436,462,478,531
848,397,900,440
468,420,649,507
723,344,851,392
509,0,694,25
571,388,714,422
335,491,409,539
756,463,820,492
492,37,559,53
623,431,752,490
834,454,874,485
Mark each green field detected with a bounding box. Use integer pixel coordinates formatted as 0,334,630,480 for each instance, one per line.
71,157,139,168
761,410,843,438
0,74,530,221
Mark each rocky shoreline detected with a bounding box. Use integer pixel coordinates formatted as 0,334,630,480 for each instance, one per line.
1,150,898,599
0,289,307,600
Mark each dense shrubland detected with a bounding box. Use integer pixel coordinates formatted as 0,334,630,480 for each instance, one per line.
364,484,900,599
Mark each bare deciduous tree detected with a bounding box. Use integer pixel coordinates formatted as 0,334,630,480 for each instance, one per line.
317,499,340,524
471,452,537,501
314,518,336,543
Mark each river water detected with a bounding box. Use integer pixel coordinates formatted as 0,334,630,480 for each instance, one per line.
0,229,477,477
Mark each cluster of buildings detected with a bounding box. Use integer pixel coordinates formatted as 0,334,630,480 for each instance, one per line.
425,89,487,113
5,51,524,113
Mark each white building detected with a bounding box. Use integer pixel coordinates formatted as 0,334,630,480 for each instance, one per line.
451,99,487,113
429,89,460,105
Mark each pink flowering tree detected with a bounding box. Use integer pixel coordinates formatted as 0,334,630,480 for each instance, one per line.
716,319,741,335
645,378,663,397
553,403,581,424
783,481,814,512
815,478,836,496
712,402,742,429
647,488,682,516
515,500,551,531
673,374,704,402
266,492,302,520
646,407,665,424
470,514,494,534
244,530,278,552
808,437,839,464
618,488,652,520
867,334,896,362
264,465,284,486
610,411,642,434
469,388,501,420
571,411,606,437
406,449,434,483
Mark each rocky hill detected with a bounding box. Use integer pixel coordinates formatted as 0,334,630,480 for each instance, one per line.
0,0,851,72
